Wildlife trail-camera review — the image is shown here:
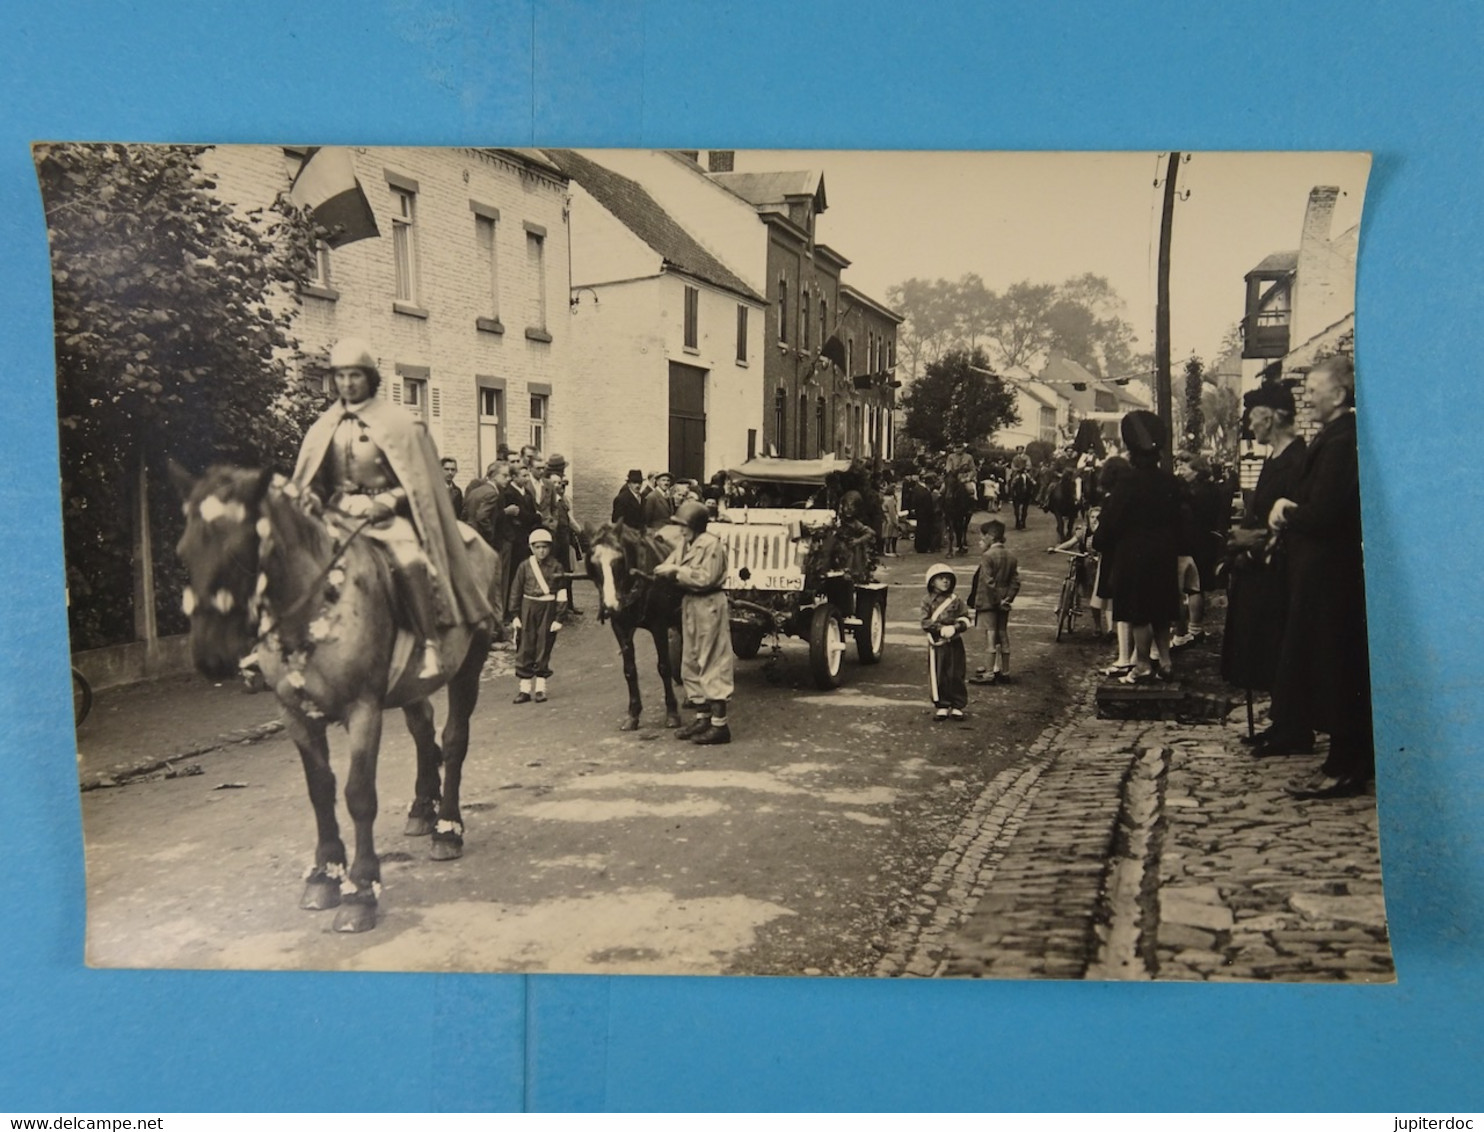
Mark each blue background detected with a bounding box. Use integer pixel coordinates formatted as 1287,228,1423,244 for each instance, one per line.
2,0,1480,1112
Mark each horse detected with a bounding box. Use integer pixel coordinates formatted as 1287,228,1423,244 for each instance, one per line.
1007,469,1035,530
1045,468,1083,542
941,476,977,557
170,464,499,933
584,520,684,731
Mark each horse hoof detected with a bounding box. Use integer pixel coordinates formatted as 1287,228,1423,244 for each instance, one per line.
430,832,464,861
619,717,639,732
664,713,682,729
332,899,378,933
300,876,342,911
404,815,435,837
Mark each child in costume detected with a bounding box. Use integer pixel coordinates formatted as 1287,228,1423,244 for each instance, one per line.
920,563,973,721
510,528,569,703
970,519,1021,683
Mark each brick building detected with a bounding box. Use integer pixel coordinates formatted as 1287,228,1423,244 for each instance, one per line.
203,145,572,489
542,148,766,517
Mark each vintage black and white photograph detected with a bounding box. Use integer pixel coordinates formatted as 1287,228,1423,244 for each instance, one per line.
38,144,1387,979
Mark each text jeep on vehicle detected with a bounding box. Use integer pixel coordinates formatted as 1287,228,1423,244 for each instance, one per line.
715,457,887,689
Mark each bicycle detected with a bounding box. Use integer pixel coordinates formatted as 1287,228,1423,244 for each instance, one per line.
71,665,93,727
1051,547,1091,642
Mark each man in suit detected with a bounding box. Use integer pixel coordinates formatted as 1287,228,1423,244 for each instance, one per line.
642,471,676,529
612,468,646,527
1268,356,1373,799
462,461,519,632
441,457,464,522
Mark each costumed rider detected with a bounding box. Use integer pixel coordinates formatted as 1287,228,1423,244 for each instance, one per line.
291,337,492,681
654,500,736,745
510,527,570,704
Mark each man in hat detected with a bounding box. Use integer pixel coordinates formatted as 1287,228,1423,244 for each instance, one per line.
612,469,647,528
291,337,491,679
642,471,677,529
654,500,735,745
1268,356,1374,798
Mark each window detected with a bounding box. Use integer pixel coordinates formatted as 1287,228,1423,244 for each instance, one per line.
390,363,431,423
820,298,828,348
472,204,501,332
847,336,854,376
868,332,876,374
800,285,810,351
390,185,419,305
778,277,789,343
798,393,809,458
736,304,748,363
816,396,827,456
529,392,548,451
525,222,550,340
311,241,332,288
477,378,506,471
683,285,699,350
774,388,786,454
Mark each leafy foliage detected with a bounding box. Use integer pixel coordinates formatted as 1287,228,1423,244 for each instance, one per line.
37,143,322,648
1181,356,1205,453
902,347,1020,451
887,272,1152,386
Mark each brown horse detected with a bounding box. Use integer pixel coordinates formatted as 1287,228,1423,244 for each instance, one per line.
171,464,499,933
584,521,683,731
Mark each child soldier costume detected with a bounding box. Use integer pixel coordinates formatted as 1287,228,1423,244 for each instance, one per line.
510,527,570,703
291,338,491,680
921,562,973,720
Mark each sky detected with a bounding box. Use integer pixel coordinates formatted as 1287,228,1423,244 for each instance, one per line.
730,149,1370,366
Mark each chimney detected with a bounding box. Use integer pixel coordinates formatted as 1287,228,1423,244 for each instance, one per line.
707,150,735,173
1292,185,1347,344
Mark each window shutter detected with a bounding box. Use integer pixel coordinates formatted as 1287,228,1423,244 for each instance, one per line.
431,387,442,418
390,382,403,405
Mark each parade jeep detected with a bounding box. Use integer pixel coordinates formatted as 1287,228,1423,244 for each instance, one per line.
716,457,888,689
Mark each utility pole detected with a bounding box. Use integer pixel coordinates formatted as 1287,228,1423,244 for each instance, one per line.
1154,150,1181,468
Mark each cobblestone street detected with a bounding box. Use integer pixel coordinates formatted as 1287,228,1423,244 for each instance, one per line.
880,664,1392,981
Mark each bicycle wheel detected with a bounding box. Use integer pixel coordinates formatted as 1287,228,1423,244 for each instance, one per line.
1055,575,1078,641
71,667,92,727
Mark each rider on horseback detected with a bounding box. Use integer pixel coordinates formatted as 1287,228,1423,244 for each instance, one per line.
292,338,492,681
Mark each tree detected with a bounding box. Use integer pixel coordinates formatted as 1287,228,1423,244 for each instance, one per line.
902,347,1020,451
37,143,321,648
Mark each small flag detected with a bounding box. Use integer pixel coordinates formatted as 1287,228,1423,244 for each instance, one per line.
288,147,380,248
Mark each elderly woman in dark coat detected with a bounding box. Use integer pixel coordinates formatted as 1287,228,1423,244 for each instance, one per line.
1221,383,1309,750
1093,412,1183,683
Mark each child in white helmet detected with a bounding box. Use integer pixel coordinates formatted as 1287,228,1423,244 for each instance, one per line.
921,562,973,721
510,527,569,703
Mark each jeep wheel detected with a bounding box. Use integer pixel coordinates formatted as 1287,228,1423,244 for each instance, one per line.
731,624,765,660
809,604,846,689
855,595,885,665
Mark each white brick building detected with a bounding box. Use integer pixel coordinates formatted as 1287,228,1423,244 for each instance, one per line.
202,145,571,492
544,149,766,520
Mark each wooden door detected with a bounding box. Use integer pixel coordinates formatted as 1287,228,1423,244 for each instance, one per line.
668,362,707,481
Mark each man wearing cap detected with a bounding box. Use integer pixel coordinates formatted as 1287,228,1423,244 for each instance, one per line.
509,526,570,703
654,500,735,744
642,471,676,529
612,469,646,528
291,338,491,680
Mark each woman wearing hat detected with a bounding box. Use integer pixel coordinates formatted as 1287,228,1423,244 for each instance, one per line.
1222,384,1311,752
1093,410,1184,684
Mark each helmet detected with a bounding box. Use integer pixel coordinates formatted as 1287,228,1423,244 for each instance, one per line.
528,527,553,548
327,337,381,394
925,563,956,590
674,500,710,532
328,337,378,371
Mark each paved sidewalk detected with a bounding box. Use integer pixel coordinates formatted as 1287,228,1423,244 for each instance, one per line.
878,666,1394,982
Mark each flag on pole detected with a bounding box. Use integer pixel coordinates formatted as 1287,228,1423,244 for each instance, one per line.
288,147,380,248
819,334,848,372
